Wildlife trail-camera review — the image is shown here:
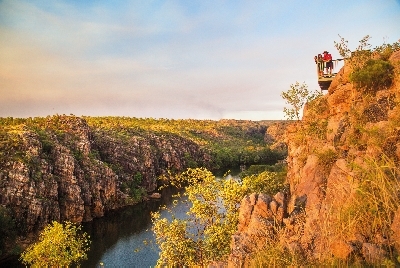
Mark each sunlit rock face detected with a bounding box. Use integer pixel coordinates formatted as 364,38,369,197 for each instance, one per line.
229,50,400,265
0,116,210,236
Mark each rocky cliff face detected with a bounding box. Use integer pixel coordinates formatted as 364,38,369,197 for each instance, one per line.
230,50,400,265
0,116,210,239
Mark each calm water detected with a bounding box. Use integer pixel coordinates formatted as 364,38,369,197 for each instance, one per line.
81,186,188,268
1,170,238,268
0,186,186,268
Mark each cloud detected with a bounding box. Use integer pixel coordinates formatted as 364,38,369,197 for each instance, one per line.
0,0,399,120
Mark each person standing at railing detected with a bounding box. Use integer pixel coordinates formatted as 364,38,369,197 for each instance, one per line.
323,51,333,76
316,54,324,77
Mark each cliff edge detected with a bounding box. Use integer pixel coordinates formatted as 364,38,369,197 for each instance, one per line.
230,49,400,265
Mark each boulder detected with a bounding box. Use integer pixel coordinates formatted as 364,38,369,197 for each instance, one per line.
149,192,161,199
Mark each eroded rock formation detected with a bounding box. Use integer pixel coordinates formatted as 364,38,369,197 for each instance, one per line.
230,50,400,265
0,116,210,238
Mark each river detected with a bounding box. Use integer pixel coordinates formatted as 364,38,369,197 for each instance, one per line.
81,186,188,268
1,170,237,267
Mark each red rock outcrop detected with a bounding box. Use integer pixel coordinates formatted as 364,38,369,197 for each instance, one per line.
229,192,287,266
230,50,400,265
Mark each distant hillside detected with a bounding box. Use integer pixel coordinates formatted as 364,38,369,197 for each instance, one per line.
0,115,285,259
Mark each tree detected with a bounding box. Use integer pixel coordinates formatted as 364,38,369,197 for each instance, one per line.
20,221,91,267
334,34,372,72
334,35,399,95
281,82,321,121
334,34,371,59
0,206,16,256
152,168,285,266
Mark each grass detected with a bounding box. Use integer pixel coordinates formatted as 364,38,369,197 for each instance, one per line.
244,153,400,266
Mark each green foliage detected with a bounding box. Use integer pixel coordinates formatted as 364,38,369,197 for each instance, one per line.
0,115,286,175
0,206,16,256
335,35,399,95
152,214,197,266
87,116,285,171
316,149,338,171
20,221,91,267
242,171,285,195
184,152,198,168
350,59,394,94
72,149,84,162
306,119,328,139
134,171,142,184
375,41,400,60
248,242,306,267
152,168,285,266
240,163,286,177
120,172,146,202
37,130,53,155
334,34,371,61
281,82,322,121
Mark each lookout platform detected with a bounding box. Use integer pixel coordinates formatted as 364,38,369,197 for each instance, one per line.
316,59,343,91
318,74,337,91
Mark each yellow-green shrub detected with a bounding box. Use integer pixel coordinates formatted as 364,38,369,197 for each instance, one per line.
350,59,394,94
20,221,90,267
152,168,286,266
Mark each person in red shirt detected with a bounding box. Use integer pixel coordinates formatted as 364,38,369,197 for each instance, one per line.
323,51,333,76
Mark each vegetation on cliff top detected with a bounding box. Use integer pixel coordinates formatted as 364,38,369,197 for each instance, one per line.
335,34,399,95
248,36,400,266
0,116,284,172
0,115,286,261
84,116,284,169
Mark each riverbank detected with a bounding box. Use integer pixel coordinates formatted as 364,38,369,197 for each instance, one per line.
0,116,286,261
1,168,244,267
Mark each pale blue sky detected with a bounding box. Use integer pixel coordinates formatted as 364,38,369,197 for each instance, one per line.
1,0,399,120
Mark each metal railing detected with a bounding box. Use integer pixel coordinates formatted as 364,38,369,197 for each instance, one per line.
315,58,344,78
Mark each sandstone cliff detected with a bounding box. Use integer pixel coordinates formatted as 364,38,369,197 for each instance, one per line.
0,116,211,239
230,49,400,265
0,116,283,259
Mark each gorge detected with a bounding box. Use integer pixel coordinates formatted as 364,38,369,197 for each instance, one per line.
2,42,400,267
0,116,284,262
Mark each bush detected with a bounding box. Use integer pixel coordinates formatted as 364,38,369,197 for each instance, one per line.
242,171,285,195
350,59,394,94
20,221,90,267
152,168,286,266
0,206,16,256
316,149,338,172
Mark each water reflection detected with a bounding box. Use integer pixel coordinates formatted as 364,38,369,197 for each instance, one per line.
81,186,186,268
1,169,238,268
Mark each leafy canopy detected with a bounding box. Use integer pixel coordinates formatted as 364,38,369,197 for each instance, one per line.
152,167,285,266
20,221,91,267
281,82,321,121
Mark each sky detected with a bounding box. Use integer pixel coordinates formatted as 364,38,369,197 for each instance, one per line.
0,0,399,120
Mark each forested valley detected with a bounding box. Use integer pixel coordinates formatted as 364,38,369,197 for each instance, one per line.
0,115,286,262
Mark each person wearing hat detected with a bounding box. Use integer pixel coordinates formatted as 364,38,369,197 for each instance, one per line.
323,51,333,76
